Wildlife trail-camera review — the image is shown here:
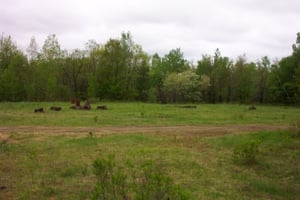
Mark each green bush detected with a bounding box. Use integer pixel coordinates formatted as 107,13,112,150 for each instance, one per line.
134,161,189,200
0,140,9,153
92,154,129,200
289,121,300,138
232,139,261,165
92,156,189,200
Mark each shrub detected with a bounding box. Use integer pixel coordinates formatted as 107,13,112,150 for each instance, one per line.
232,139,261,165
92,156,189,200
92,154,129,200
0,140,9,153
134,160,189,200
289,121,300,138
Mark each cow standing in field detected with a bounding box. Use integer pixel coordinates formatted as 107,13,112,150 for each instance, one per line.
70,99,91,110
70,99,81,109
82,100,91,110
50,106,62,111
97,105,107,110
34,108,44,113
75,100,81,107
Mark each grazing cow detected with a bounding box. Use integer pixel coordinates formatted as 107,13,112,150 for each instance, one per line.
97,105,107,110
50,106,62,111
75,99,81,107
70,99,82,109
34,108,44,113
177,105,197,109
82,100,91,110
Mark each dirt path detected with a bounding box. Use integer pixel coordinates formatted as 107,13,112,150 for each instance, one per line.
0,124,289,138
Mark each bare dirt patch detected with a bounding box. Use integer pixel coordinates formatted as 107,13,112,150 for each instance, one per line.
0,124,289,139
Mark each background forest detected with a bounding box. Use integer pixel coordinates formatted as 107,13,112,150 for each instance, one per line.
0,32,299,104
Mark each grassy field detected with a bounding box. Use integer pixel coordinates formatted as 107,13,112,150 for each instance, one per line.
0,102,299,126
0,102,300,199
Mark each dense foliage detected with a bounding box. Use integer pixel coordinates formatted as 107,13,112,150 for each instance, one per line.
0,32,299,104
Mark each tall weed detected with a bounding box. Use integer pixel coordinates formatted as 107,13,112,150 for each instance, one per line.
92,155,189,200
232,139,261,165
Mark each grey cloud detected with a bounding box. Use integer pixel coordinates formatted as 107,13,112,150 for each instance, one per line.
1,0,299,61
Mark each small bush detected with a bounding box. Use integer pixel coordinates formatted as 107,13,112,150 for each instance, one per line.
92,156,189,200
289,121,300,138
93,116,98,123
232,139,261,165
42,186,56,197
233,112,245,120
92,154,128,200
134,161,188,200
60,167,76,178
139,105,145,118
0,140,9,153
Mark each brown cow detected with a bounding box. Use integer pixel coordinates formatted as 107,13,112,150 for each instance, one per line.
75,99,81,107
82,100,91,110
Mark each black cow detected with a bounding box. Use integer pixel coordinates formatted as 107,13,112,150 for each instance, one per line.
34,108,44,113
50,106,62,111
97,105,107,110
82,100,91,110
177,105,197,109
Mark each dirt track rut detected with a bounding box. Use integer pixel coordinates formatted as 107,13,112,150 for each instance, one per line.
0,124,289,138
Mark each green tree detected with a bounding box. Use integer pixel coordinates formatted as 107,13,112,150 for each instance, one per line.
163,70,201,103
196,49,233,103
150,49,189,103
95,32,150,101
211,49,233,103
121,32,145,100
26,36,39,62
41,34,62,60
0,34,18,71
0,34,28,101
199,74,211,101
132,48,150,101
232,55,257,103
256,56,270,103
85,40,102,98
268,33,300,104
196,54,213,102
33,34,64,101
62,49,88,99
96,39,127,99
149,53,165,102
161,48,188,73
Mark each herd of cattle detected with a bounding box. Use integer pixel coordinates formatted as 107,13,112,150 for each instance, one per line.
33,100,256,113
34,100,107,113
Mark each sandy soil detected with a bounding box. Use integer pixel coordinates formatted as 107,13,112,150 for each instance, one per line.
0,124,289,140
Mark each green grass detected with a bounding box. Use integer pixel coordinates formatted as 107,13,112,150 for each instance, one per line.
0,102,299,199
1,129,299,199
0,102,299,126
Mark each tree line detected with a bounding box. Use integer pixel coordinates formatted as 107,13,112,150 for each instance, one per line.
0,32,299,104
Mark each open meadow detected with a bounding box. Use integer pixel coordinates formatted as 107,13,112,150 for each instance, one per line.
0,102,300,199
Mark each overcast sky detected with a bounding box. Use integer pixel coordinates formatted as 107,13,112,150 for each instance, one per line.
1,0,300,62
